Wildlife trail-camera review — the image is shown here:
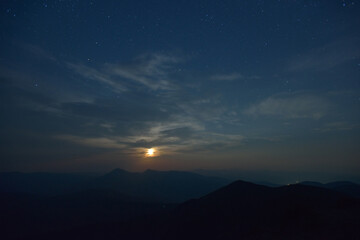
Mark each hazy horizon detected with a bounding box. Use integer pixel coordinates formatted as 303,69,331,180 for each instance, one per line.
2,167,360,186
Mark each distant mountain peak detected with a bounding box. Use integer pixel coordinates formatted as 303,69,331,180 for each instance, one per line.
200,179,270,201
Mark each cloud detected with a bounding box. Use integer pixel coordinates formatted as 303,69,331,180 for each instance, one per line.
314,122,359,132
244,94,329,120
116,116,206,148
56,131,245,156
210,73,260,81
288,38,360,72
19,43,57,62
107,53,179,90
54,115,204,151
177,99,226,123
148,116,204,135
69,53,180,93
99,122,116,132
0,61,97,109
56,135,127,149
23,100,65,116
178,132,245,152
68,63,127,93
211,73,243,81
55,113,246,156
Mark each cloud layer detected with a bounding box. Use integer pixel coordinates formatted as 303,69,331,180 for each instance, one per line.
244,94,329,120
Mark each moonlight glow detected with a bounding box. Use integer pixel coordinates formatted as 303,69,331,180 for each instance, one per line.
147,148,155,157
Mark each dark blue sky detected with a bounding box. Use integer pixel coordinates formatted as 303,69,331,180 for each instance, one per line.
1,0,359,183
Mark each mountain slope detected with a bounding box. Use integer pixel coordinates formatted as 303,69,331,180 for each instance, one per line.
165,181,360,239
34,180,360,240
300,181,360,198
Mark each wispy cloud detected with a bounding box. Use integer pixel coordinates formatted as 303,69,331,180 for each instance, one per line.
148,116,204,135
314,122,359,132
69,53,180,92
178,132,245,152
0,61,96,115
56,131,245,156
210,72,260,81
56,135,127,149
244,94,329,120
19,99,65,116
68,63,127,93
55,111,246,156
108,53,180,90
18,43,57,62
211,73,243,81
99,122,116,132
288,38,360,72
177,98,227,123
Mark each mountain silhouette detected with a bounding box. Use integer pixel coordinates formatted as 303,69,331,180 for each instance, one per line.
163,181,360,239
2,172,360,240
0,169,230,202
0,169,229,239
300,181,360,198
27,180,360,240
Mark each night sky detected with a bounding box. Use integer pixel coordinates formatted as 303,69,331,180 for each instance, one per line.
1,0,359,183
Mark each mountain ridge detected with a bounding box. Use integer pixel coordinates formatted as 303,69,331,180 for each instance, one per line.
300,181,360,198
0,169,231,203
28,178,360,240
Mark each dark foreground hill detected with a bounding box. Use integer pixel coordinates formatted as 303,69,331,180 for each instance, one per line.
0,190,175,240
0,169,230,239
29,180,360,240
167,181,360,239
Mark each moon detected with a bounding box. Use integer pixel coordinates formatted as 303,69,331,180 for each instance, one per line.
147,148,155,157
